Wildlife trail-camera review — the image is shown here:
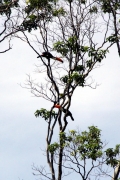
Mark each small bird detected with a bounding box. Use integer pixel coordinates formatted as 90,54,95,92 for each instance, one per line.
37,52,63,63
54,104,74,121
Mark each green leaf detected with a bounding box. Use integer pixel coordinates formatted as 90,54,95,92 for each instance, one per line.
48,142,59,154
52,7,66,16
89,6,98,13
60,75,69,83
34,108,57,120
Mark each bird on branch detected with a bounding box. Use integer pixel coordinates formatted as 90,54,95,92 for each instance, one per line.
54,104,74,121
37,52,63,63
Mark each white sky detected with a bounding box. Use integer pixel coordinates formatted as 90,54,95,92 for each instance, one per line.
0,36,120,180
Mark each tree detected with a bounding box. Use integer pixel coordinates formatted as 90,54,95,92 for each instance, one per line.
0,0,20,53
10,0,120,179
97,0,120,57
97,1,120,178
42,126,120,180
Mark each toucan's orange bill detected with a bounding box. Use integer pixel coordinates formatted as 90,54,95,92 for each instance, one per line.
56,57,63,63
54,104,61,108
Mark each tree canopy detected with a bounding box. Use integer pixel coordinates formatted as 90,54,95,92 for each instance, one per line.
1,0,120,179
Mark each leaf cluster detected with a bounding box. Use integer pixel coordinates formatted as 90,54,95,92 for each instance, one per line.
60,47,108,86
74,65,84,72
48,142,59,154
22,15,39,32
48,126,104,161
48,132,72,153
53,36,78,55
105,145,120,167
65,0,86,4
0,3,10,15
47,126,120,171
67,126,103,160
52,7,66,16
106,34,119,43
34,108,57,121
0,0,19,16
99,0,120,13
82,46,108,63
61,72,85,86
54,41,108,64
89,6,98,14
26,0,55,11
23,0,60,32
24,0,59,21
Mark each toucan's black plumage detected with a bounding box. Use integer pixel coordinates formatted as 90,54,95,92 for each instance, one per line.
62,108,74,121
37,52,63,63
42,52,54,59
54,104,74,121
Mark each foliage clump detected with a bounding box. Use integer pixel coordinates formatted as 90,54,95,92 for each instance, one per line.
48,126,120,167
61,73,85,86
53,36,78,55
0,0,19,15
35,108,57,121
52,7,66,16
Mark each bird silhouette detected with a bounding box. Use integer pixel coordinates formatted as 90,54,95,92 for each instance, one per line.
37,52,63,63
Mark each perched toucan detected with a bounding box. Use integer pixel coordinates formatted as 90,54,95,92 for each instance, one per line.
54,104,74,121
37,52,63,63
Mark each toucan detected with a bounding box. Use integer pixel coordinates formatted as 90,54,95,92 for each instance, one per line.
37,52,63,63
54,104,74,121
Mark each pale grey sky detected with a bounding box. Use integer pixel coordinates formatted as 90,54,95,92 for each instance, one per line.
0,37,120,180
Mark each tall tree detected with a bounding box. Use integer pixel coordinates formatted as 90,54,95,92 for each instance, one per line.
12,0,120,179
0,0,19,53
97,0,120,57
41,126,120,180
98,1,120,178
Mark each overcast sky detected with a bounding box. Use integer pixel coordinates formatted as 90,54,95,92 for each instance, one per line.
0,36,120,180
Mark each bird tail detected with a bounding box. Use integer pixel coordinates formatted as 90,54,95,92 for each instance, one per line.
70,115,74,121
55,57,63,63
